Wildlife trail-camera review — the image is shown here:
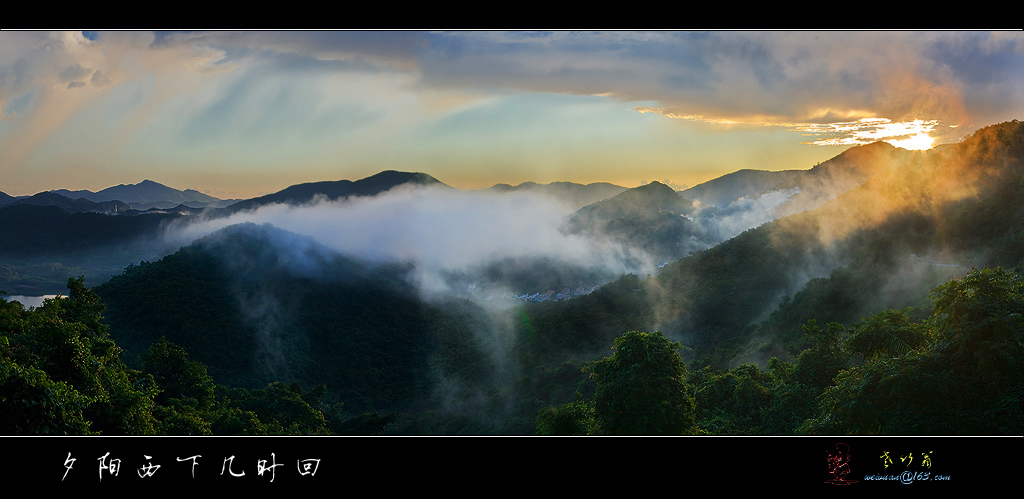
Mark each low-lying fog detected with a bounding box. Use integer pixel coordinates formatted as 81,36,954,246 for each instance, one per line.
161,184,664,299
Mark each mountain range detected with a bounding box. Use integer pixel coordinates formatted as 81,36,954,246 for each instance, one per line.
0,137,935,296
484,180,628,209
1,180,231,213
680,141,905,211
2,124,1019,345
217,170,452,216
4,152,872,224
50,179,228,209
4,119,1023,436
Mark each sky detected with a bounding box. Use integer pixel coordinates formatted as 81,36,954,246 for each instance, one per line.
1,30,1022,199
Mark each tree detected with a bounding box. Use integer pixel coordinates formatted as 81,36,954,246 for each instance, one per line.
535,397,598,435
0,360,94,434
142,337,215,409
792,320,851,390
140,337,217,435
1,277,159,434
691,363,775,435
930,267,1024,368
845,309,930,360
585,331,696,435
805,268,1024,435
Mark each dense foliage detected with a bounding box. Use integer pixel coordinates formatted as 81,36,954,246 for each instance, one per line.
537,267,1022,435
1,278,397,435
805,267,1024,435
536,331,696,435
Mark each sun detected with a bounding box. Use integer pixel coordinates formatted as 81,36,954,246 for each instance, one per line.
887,132,936,150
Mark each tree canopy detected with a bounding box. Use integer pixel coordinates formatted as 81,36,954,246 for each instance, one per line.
584,331,696,435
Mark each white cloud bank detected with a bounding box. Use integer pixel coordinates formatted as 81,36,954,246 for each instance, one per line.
161,185,658,296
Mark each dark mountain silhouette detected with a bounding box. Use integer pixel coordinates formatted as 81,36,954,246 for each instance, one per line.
51,179,225,210
139,204,208,216
221,170,451,215
43,188,92,199
5,191,132,214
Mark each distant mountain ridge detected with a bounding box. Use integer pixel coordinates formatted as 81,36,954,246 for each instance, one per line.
681,141,908,212
485,181,627,209
1,191,133,214
681,169,804,207
221,170,451,215
678,141,912,243
573,181,694,220
49,179,226,210
3,172,450,217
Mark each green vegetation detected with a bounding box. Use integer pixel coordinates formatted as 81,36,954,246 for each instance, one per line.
537,267,1022,436
1,278,398,435
537,331,696,435
0,277,159,434
806,267,1024,435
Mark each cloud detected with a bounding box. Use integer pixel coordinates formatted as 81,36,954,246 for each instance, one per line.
152,31,428,71
162,184,657,297
694,187,802,242
0,31,231,180
5,30,1020,136
795,118,943,149
420,31,1020,135
2,30,1021,194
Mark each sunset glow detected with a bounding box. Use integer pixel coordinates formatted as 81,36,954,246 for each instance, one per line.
0,30,1021,197
887,132,936,150
795,118,943,149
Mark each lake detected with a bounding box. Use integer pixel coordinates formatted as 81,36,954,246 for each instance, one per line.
2,294,59,309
